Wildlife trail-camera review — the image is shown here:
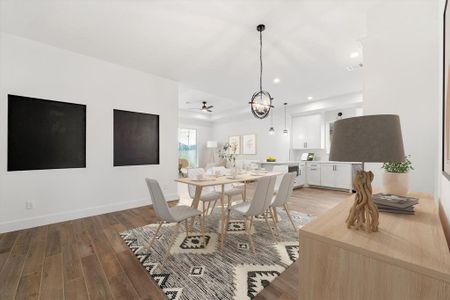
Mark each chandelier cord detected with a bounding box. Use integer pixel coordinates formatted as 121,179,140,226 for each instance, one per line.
259,29,263,93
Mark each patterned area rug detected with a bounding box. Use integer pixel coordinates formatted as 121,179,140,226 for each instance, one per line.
120,208,314,300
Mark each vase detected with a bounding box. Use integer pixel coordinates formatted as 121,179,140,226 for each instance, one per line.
231,167,239,179
382,172,409,196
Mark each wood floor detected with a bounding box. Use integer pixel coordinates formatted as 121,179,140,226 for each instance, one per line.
0,187,350,300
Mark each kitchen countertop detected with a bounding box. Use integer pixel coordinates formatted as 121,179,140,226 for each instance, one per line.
257,161,362,165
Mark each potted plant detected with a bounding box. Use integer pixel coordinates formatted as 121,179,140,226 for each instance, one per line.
218,143,237,167
382,155,414,196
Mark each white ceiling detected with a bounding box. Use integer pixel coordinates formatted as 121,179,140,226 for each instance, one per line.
0,0,378,114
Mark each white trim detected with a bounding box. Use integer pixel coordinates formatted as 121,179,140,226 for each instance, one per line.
0,193,179,234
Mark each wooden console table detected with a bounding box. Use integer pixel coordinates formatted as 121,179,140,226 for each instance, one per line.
298,193,450,300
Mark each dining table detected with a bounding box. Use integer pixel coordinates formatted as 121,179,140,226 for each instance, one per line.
175,170,283,248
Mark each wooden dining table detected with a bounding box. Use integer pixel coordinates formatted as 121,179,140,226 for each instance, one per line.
176,171,282,248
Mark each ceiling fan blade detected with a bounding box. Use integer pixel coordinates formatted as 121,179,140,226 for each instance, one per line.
207,109,212,112
207,105,214,109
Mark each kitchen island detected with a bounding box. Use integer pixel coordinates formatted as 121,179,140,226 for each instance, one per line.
257,161,362,192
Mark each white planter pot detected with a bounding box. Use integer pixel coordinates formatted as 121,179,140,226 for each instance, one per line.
382,172,409,196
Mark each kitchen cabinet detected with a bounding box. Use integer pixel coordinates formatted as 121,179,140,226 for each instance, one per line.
291,114,323,149
292,163,306,187
320,163,352,190
320,163,335,187
306,163,321,186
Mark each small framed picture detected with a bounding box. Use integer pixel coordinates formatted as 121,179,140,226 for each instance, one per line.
242,134,257,155
228,135,241,154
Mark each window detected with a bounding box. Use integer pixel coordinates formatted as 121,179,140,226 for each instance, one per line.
178,128,197,167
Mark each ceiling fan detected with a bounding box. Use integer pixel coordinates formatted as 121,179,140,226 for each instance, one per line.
189,101,214,113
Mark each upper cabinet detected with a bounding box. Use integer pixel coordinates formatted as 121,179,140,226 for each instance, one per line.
291,114,323,149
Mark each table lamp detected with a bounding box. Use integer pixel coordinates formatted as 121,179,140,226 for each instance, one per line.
329,115,405,233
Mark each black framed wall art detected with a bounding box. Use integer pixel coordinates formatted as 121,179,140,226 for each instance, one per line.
113,109,160,166
8,94,87,171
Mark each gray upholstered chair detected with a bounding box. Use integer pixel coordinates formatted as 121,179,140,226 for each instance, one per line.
223,175,277,254
187,168,222,214
145,178,205,267
268,172,297,232
208,166,245,203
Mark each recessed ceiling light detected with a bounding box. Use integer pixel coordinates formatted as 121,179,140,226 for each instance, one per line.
273,78,281,84
307,96,313,101
350,52,359,58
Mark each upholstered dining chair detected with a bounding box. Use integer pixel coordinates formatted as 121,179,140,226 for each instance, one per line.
223,175,277,254
268,172,297,233
145,178,205,267
187,168,222,215
208,166,245,204
272,166,288,194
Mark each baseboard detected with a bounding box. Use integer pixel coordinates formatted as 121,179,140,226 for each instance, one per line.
439,200,450,251
0,193,179,234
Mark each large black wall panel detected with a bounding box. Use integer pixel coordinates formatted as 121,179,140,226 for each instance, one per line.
8,95,86,171
113,109,160,166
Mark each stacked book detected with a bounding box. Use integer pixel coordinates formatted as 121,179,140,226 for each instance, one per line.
373,193,419,215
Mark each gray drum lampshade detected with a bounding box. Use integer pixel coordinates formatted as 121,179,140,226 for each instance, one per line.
329,114,405,163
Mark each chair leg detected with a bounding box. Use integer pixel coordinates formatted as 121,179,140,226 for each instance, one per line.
223,208,231,242
206,201,211,213
220,185,227,249
160,223,180,268
268,208,281,239
241,191,246,202
283,203,297,231
272,207,279,223
263,211,278,243
246,216,256,254
200,213,206,247
209,199,218,215
185,219,189,238
148,221,163,250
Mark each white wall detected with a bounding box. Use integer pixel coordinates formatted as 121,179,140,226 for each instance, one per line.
362,1,439,195
179,117,214,168
0,33,179,233
212,92,362,163
439,0,450,223
212,106,291,162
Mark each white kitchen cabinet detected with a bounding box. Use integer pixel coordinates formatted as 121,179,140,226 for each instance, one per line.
319,163,353,190
291,114,323,149
320,163,335,187
306,163,321,186
334,164,352,189
293,164,306,187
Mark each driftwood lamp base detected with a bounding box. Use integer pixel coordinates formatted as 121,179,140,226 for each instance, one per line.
346,170,379,233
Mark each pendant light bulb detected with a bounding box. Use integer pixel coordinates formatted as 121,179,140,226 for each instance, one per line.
283,102,288,135
268,109,275,135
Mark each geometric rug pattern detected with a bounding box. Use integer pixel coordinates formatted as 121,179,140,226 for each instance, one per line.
120,209,314,299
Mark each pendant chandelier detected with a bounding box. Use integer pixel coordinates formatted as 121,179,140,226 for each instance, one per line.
283,102,288,135
268,109,275,135
249,24,274,119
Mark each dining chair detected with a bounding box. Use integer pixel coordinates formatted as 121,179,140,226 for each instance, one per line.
272,165,288,194
208,166,245,204
187,168,222,215
268,172,297,233
223,175,277,254
145,178,205,267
